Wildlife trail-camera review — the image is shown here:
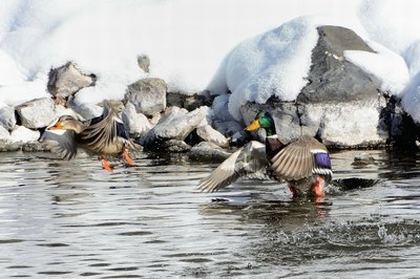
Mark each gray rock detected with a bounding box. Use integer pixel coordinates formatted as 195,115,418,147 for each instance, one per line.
0,106,16,131
16,98,60,129
166,90,213,111
68,99,103,120
10,126,40,143
141,106,208,150
240,25,390,148
122,102,153,137
189,142,231,162
196,123,229,148
125,78,167,116
47,62,96,101
161,139,191,153
298,25,378,103
137,55,150,73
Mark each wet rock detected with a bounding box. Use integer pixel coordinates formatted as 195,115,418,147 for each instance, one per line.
22,141,50,152
122,102,153,137
352,153,377,166
196,123,229,148
137,55,150,73
141,106,208,150
161,139,191,153
16,98,59,129
189,142,230,162
0,106,16,131
241,26,389,147
0,140,20,152
379,95,419,149
166,91,213,111
10,126,40,143
125,78,167,116
47,62,96,103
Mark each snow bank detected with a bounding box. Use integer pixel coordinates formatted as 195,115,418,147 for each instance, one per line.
0,0,420,123
0,0,362,107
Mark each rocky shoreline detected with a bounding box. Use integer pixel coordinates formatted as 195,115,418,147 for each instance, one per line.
0,25,418,161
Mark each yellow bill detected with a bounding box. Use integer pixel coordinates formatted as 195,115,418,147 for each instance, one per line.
245,120,260,132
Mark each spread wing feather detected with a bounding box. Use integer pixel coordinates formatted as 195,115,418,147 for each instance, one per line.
197,141,268,192
270,136,323,181
40,130,78,160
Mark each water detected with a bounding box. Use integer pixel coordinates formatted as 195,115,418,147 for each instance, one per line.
0,149,419,278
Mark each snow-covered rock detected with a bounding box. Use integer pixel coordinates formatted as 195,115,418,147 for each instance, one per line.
16,97,60,129
122,102,153,137
125,78,167,116
0,106,16,131
240,25,397,147
10,126,40,143
47,62,96,102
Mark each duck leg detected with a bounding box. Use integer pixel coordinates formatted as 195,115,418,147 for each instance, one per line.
311,176,326,198
100,155,113,172
122,148,135,167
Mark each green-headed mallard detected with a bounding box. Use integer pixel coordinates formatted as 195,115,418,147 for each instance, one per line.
41,100,137,171
197,111,333,198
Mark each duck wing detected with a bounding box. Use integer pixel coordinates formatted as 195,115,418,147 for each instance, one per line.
78,106,119,153
270,136,332,181
197,141,268,192
40,130,78,160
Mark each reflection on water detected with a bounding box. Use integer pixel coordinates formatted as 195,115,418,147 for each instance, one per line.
0,149,419,277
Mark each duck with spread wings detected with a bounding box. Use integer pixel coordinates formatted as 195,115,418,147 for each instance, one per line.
197,111,333,198
40,100,137,171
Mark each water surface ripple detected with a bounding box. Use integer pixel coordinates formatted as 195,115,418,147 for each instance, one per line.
0,150,419,278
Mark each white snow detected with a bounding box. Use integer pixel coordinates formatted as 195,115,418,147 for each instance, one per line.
0,0,419,122
344,41,409,96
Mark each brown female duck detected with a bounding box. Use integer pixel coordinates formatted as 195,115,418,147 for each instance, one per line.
197,111,333,198
41,100,137,171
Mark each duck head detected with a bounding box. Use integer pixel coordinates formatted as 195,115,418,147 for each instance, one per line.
47,115,84,133
245,111,276,136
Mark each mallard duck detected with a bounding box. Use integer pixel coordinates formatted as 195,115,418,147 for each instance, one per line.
197,111,333,198
41,100,137,171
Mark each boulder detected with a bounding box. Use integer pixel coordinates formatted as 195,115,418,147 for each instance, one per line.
16,98,60,129
122,102,153,137
47,62,96,103
0,106,16,131
68,99,103,120
141,106,208,150
125,78,167,116
10,126,40,143
240,26,391,148
166,90,213,111
196,123,229,148
161,139,191,153
137,55,150,73
189,142,230,162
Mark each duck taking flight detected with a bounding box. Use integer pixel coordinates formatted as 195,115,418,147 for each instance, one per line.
197,111,333,198
41,100,137,171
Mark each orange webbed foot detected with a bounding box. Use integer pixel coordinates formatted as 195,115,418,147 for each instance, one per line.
101,158,114,172
122,148,135,167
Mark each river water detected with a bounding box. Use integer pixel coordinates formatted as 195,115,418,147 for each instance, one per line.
0,149,419,278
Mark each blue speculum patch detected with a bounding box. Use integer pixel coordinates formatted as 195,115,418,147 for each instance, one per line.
314,152,331,169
